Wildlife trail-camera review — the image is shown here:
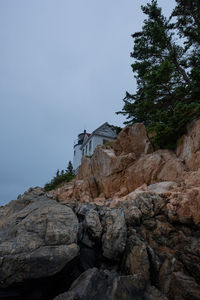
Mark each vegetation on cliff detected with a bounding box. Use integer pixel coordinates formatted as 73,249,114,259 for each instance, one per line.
44,160,75,191
117,0,200,149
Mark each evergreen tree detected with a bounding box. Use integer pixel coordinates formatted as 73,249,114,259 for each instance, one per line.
173,0,200,99
66,160,74,176
173,0,200,46
117,0,200,149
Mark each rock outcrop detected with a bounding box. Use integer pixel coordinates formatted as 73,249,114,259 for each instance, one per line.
1,185,200,299
176,119,200,171
1,119,200,299
0,187,79,288
54,123,187,203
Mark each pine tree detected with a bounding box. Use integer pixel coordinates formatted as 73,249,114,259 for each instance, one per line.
173,0,200,99
66,160,74,176
117,0,200,149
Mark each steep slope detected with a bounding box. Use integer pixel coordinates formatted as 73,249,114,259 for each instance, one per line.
1,120,200,300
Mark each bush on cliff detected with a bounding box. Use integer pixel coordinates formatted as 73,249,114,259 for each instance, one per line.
117,0,200,149
44,161,75,191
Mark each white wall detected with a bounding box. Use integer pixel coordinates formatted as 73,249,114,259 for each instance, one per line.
82,135,114,157
73,144,82,171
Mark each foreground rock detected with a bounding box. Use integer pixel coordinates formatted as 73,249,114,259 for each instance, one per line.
2,188,200,299
101,208,127,260
54,268,167,300
0,187,79,288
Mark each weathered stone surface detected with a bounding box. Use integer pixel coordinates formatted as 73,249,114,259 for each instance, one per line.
159,257,184,294
84,209,102,240
148,181,178,194
112,123,153,157
101,208,127,260
167,187,200,226
125,205,142,226
0,188,79,287
176,118,200,171
144,285,168,300
169,272,200,300
183,169,200,188
0,244,79,287
88,147,135,198
54,268,166,300
125,150,185,193
122,234,150,281
121,192,166,219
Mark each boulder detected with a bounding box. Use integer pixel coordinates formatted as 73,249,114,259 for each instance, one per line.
112,123,153,157
125,205,142,226
54,268,166,300
169,272,200,300
0,188,79,287
148,181,178,194
176,118,200,171
167,187,200,226
159,257,184,295
144,285,168,300
81,209,102,247
89,147,135,198
125,150,185,193
101,208,127,260
84,209,102,240
122,234,150,282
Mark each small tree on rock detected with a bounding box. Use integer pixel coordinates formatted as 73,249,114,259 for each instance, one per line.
66,160,74,176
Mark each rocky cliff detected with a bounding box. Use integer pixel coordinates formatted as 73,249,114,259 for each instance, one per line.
1,119,200,300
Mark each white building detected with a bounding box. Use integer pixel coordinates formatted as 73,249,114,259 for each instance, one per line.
73,122,117,171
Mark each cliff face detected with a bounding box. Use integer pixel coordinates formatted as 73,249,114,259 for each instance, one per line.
54,120,200,218
1,120,200,300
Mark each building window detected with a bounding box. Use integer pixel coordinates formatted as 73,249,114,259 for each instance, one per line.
82,149,84,156
89,140,92,152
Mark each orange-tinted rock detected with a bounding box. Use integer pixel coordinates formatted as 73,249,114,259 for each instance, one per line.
176,118,200,171
77,156,93,179
167,187,200,226
123,234,150,281
54,120,200,208
76,146,185,201
183,169,200,187
53,178,98,204
125,150,185,193
78,147,135,198
112,123,153,157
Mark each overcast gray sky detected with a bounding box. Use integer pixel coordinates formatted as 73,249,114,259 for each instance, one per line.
0,0,175,206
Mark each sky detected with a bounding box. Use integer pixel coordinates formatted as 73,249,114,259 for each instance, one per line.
0,0,175,206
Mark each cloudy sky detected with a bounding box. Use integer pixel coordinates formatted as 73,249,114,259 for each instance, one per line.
0,0,175,205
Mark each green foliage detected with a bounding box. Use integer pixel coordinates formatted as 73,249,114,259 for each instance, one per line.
44,160,75,191
117,0,200,149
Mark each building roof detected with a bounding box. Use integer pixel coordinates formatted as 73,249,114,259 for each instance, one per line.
80,122,117,149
